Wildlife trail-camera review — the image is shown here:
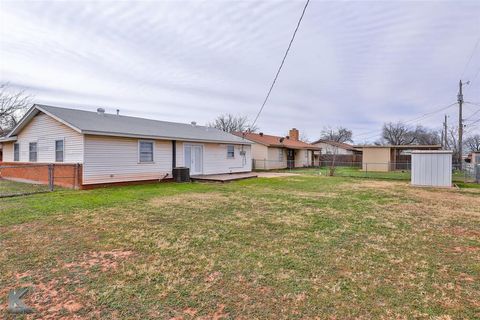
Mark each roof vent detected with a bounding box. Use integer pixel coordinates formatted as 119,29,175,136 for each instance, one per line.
97,108,105,115
279,137,285,143
259,132,264,136
286,136,290,139
116,109,120,116
191,121,197,126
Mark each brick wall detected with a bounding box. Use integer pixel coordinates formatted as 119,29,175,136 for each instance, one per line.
0,162,82,189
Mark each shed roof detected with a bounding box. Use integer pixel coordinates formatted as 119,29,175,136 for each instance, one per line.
3,105,250,145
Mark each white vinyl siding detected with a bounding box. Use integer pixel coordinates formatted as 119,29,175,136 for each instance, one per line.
2,112,84,163
175,141,251,175
83,135,171,185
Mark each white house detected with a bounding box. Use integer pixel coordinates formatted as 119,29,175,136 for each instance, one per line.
310,139,360,155
0,105,252,188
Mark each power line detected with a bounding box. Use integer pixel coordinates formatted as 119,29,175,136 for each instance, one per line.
470,66,480,85
465,109,480,121
353,102,457,139
250,0,310,129
465,101,480,107
461,35,480,79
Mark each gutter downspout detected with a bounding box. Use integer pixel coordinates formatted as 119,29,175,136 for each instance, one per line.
172,140,176,169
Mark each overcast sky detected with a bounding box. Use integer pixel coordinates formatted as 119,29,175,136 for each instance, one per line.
1,0,479,142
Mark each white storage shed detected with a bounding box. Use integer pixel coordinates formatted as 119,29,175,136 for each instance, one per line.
411,150,453,188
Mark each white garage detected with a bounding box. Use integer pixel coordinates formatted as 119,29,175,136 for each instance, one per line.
411,150,453,188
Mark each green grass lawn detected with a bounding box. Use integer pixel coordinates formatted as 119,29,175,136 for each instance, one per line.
0,179,50,197
1,175,479,319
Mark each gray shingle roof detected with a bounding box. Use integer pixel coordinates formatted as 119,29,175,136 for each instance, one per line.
10,105,251,144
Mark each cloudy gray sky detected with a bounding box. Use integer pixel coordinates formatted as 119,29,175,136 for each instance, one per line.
1,0,479,142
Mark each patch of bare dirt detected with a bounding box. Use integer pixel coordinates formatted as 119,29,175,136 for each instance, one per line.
257,172,300,178
64,250,134,272
0,250,134,319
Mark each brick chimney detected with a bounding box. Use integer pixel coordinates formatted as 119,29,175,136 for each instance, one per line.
289,128,299,141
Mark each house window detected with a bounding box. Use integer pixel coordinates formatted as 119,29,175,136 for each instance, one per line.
29,142,37,162
14,143,20,161
227,145,235,158
279,149,284,161
139,141,154,163
55,140,64,162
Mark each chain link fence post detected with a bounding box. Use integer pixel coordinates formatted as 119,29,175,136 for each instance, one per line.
48,164,54,192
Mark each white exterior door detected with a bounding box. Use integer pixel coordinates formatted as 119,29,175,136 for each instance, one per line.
184,144,203,175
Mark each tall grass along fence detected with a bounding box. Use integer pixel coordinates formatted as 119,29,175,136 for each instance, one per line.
0,163,82,197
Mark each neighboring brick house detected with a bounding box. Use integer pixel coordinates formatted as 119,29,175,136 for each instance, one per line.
235,129,320,170
0,104,252,188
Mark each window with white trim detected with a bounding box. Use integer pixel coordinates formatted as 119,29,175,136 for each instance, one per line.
55,140,64,162
14,143,20,161
227,145,235,158
139,141,154,163
279,149,284,161
29,142,37,162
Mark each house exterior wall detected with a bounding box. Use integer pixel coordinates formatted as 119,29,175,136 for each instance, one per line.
411,151,452,187
294,149,312,167
313,142,353,155
175,141,251,175
251,143,269,162
83,135,172,185
250,145,313,170
362,147,391,172
2,112,84,163
83,136,251,185
472,152,480,165
250,144,286,170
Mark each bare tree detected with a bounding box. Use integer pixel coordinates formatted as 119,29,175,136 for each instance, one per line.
320,126,353,143
299,131,310,143
317,127,352,176
413,125,441,145
381,122,416,145
208,114,258,133
465,134,480,152
0,83,32,135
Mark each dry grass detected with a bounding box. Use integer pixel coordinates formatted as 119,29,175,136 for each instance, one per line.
1,176,479,319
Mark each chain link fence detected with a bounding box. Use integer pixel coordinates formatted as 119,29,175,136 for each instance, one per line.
0,163,81,197
253,160,479,184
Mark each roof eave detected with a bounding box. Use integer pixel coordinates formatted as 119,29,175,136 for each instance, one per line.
81,130,252,145
0,136,18,142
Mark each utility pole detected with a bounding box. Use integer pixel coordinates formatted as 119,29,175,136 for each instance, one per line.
443,114,448,149
457,80,463,168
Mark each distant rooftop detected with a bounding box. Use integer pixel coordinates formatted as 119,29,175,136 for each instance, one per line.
235,131,320,150
355,144,442,149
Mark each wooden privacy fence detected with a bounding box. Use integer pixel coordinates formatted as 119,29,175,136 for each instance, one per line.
315,154,362,166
